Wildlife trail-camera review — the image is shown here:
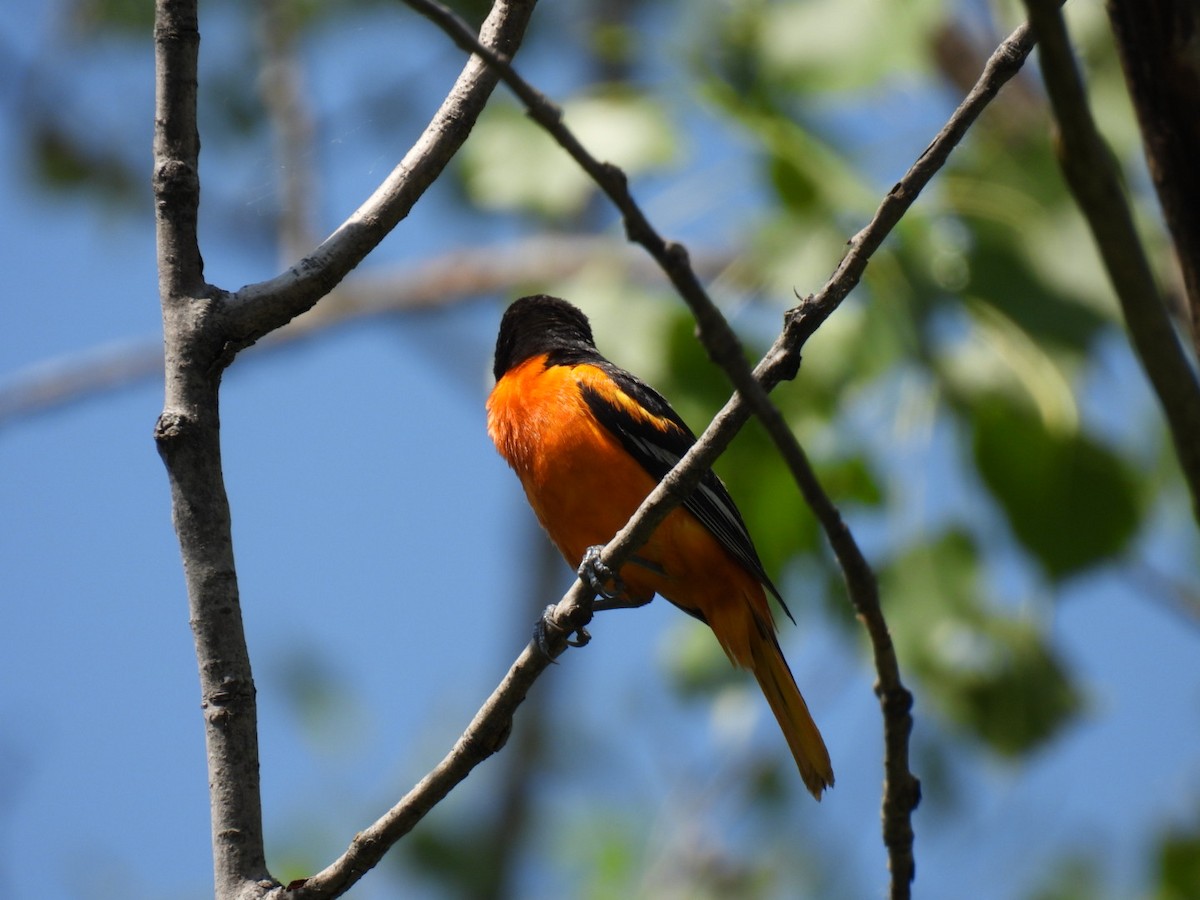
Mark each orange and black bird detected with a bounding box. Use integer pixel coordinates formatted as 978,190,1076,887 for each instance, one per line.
486,295,834,799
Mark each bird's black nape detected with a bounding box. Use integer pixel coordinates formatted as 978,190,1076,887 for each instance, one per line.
493,294,598,379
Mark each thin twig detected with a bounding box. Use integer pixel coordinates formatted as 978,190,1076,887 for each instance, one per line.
405,3,1040,897
408,5,1036,897
782,23,1037,348
257,0,320,265
766,25,1037,895
0,237,735,426
1024,0,1200,524
400,0,758,400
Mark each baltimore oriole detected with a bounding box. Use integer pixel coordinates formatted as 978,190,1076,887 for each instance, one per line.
486,294,834,799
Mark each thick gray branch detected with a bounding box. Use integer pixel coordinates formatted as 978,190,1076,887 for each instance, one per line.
153,1,541,897
154,1,268,896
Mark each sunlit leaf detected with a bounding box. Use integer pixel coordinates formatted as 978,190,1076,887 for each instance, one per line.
460,91,675,218
970,393,1142,579
882,530,1084,755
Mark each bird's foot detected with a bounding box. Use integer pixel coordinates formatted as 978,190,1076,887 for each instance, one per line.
534,605,591,660
578,545,624,601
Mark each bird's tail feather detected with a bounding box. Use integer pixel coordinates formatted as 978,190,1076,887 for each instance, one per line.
749,630,834,800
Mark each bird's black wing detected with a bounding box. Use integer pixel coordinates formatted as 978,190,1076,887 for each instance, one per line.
577,360,789,615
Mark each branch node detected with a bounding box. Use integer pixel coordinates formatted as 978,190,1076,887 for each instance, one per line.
153,410,190,447
876,683,914,717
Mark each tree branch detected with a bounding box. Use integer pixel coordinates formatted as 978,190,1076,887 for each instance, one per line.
153,0,204,297
152,0,1042,895
153,1,542,897
222,0,540,354
284,641,557,898
781,23,1036,347
1106,0,1200,359
767,28,1039,893
406,6,1039,896
154,2,269,897
1024,0,1200,524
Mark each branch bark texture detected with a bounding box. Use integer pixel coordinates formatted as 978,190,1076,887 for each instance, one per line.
154,1,269,896
152,1,540,897
1107,0,1200,358
1024,0,1200,524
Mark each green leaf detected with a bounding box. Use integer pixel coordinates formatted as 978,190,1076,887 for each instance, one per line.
31,122,139,202
814,455,883,507
958,211,1110,354
460,91,675,219
882,530,1084,756
661,618,743,699
1155,819,1200,900
944,621,1083,757
970,393,1142,580
702,0,943,95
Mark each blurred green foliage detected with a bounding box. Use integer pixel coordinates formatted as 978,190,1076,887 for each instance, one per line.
17,0,1199,897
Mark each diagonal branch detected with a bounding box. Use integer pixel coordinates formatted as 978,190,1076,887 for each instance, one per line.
782,23,1036,348
399,0,754,385
404,4,1037,897
285,641,559,898
1024,0,1200,524
220,0,541,357
1106,0,1200,358
751,27,1036,894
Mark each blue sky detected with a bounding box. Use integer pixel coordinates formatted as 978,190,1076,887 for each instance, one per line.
3,2,1200,898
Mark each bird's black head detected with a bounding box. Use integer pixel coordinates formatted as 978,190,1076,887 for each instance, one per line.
493,294,598,380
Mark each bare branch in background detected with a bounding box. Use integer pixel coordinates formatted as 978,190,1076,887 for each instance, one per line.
0,237,736,426
257,0,320,265
221,0,540,353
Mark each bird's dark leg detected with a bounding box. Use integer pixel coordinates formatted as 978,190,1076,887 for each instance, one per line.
534,605,591,660
579,545,655,612
534,546,656,659
578,545,622,600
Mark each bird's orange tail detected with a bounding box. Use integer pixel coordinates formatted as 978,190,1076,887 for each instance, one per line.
749,630,834,800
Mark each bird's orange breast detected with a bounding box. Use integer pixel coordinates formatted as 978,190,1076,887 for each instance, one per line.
486,356,767,632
